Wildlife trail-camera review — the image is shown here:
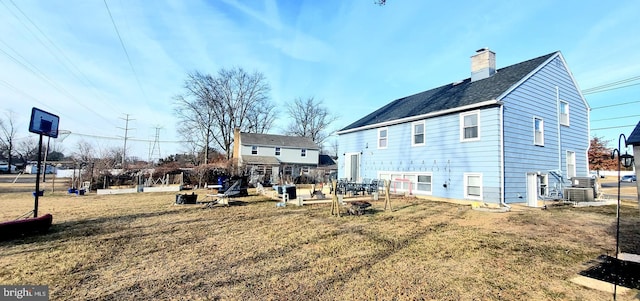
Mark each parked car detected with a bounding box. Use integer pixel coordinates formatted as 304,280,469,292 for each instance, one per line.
620,175,636,182
0,164,17,173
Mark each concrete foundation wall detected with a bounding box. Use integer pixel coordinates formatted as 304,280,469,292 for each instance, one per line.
96,188,138,195
143,186,182,192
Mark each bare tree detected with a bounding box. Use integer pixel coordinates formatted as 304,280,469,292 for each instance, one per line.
329,138,339,157
174,71,217,164
285,97,338,145
0,110,18,170
246,100,276,134
96,147,123,171
15,136,38,165
71,140,95,164
174,68,275,160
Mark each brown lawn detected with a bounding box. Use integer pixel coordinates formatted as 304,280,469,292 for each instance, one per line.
0,184,639,300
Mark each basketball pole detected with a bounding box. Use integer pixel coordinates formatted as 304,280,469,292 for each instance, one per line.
34,133,44,218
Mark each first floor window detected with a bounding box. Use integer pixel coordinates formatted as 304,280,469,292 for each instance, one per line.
251,146,258,155
464,173,482,200
539,174,548,196
567,151,576,179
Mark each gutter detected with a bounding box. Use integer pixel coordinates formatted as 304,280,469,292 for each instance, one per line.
336,99,503,135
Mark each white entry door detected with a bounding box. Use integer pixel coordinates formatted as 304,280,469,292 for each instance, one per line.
343,153,360,182
526,173,538,207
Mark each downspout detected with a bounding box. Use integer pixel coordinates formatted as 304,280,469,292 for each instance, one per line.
499,104,510,210
556,86,562,172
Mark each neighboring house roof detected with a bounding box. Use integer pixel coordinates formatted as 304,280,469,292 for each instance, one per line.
318,154,337,168
339,52,557,133
626,121,640,146
241,132,319,150
242,155,281,165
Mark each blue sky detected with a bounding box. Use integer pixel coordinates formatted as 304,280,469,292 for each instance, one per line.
1,0,639,160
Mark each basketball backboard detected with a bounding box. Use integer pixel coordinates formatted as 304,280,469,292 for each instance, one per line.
29,107,60,138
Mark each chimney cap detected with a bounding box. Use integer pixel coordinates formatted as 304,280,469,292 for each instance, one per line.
476,47,490,53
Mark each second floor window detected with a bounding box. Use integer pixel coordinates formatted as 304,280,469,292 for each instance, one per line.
378,128,388,149
251,146,258,155
412,121,425,146
275,147,281,156
301,149,306,157
560,101,569,126
461,111,479,141
534,117,544,146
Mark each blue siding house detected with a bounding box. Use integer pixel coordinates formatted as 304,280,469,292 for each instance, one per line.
336,49,590,205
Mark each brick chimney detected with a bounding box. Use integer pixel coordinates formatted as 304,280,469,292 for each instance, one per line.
232,127,241,165
471,48,496,82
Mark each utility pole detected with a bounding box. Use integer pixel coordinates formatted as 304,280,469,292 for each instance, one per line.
118,114,134,169
148,126,162,163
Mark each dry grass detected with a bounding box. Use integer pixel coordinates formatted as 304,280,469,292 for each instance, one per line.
1,188,639,300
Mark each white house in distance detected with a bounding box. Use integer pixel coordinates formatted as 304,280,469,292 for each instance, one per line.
232,128,320,184
337,49,590,205
626,121,640,203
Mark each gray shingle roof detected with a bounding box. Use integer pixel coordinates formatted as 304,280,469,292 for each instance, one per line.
241,155,281,165
626,121,640,146
339,52,558,132
241,132,319,149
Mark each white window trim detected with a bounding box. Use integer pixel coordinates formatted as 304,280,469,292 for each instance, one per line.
416,173,433,194
411,121,425,147
460,111,480,142
275,147,281,156
377,171,433,195
539,174,548,196
533,116,544,146
301,148,307,157
464,173,483,200
560,100,570,126
378,127,388,149
251,145,258,155
566,151,576,179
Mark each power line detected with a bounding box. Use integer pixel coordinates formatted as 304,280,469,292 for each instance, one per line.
590,100,640,110
0,44,117,128
0,79,51,110
591,125,637,131
2,0,124,117
582,75,640,94
583,82,640,95
69,132,189,143
103,0,150,107
591,114,640,122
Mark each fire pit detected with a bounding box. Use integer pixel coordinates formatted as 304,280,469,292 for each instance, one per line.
348,201,372,215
